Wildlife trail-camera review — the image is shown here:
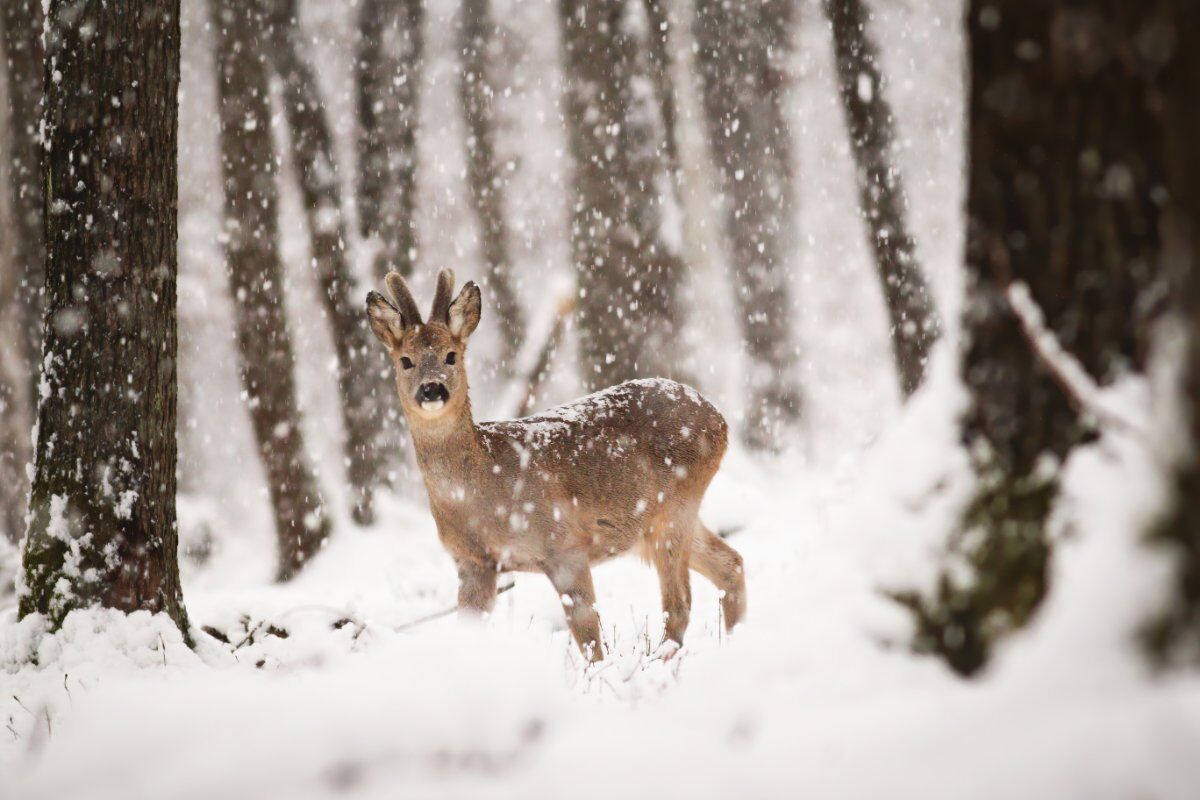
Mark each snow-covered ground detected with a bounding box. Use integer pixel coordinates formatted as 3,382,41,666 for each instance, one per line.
4,364,1200,799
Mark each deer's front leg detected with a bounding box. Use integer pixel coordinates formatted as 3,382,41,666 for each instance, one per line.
545,556,604,662
456,559,498,615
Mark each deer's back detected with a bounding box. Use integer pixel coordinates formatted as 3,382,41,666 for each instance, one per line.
479,379,727,518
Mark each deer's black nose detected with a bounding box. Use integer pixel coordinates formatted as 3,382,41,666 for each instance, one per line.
417,382,449,403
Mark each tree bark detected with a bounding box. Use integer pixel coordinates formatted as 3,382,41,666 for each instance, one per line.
459,0,524,372
210,0,331,581
558,0,687,391
897,1,1169,676
263,0,388,525
693,0,801,450
1142,0,1200,669
357,0,423,279
19,0,189,633
824,0,940,397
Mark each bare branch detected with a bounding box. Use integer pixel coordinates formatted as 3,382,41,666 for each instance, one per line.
1006,281,1145,436
394,581,515,632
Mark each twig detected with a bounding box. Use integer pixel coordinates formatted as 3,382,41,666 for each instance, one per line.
1005,282,1146,436
513,296,575,417
393,581,515,632
233,620,264,651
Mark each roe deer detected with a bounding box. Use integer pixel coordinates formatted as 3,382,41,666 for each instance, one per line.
366,269,745,660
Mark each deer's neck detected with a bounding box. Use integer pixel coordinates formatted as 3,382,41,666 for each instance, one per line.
408,398,485,492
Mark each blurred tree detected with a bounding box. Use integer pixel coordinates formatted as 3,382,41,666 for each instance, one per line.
639,0,679,177
357,0,423,280
559,0,687,391
1142,0,1200,669
1,0,44,403
459,0,525,372
693,0,801,450
0,1,45,544
0,256,24,546
19,0,189,633
824,0,940,397
896,1,1169,676
263,0,389,525
210,0,331,581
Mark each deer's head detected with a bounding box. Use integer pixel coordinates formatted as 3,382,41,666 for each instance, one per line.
366,268,481,424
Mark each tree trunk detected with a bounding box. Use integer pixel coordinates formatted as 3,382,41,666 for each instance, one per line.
459,0,524,372
357,0,423,280
263,0,388,525
693,0,801,450
824,0,940,397
639,0,679,175
19,0,189,634
210,0,331,581
558,0,687,391
2,0,44,406
1142,0,1200,669
897,1,1169,676
0,0,45,544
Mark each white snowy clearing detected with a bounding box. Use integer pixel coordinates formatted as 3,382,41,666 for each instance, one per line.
3,362,1199,799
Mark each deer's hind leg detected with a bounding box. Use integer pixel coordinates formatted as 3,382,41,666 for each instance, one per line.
649,514,694,648
690,524,746,631
545,555,604,662
457,558,499,615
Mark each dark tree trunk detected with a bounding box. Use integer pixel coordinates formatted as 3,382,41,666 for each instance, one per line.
558,0,687,391
263,0,388,525
210,0,331,581
897,1,1169,676
19,0,189,634
693,0,801,450
2,0,45,405
357,0,423,279
824,0,940,397
1142,0,1200,669
459,0,524,371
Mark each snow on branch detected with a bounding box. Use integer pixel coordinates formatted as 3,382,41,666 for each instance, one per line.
1006,281,1145,436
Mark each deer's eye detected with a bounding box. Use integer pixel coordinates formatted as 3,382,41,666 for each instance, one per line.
445,352,457,365
400,356,414,370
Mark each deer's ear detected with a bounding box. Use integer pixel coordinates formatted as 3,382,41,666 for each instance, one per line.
366,291,406,349
447,281,481,340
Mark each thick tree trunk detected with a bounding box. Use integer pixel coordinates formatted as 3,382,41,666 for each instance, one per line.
558,0,686,391
19,0,189,634
263,0,388,525
2,0,44,405
1142,0,1200,669
897,1,1168,676
824,0,940,397
210,0,331,581
459,0,524,372
693,0,801,450
357,0,423,279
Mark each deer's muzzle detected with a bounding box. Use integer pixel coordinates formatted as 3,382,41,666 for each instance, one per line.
417,382,450,411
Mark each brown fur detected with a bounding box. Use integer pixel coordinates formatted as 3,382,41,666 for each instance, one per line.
366,271,745,660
